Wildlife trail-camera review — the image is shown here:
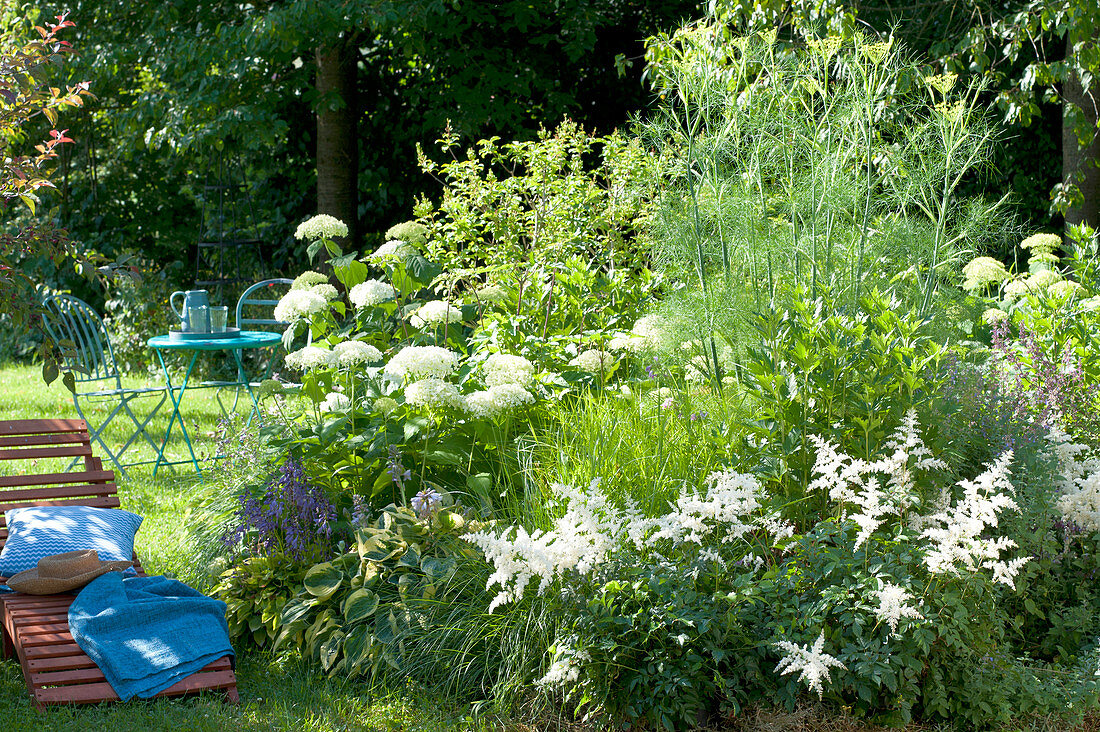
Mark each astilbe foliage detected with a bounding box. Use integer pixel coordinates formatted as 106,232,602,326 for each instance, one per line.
223,458,336,563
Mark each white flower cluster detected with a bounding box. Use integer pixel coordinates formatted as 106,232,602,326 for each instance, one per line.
284,346,335,371
404,378,464,411
465,479,631,613
467,470,768,612
1048,426,1100,531
630,470,763,547
918,451,1029,587
369,240,417,260
410,300,463,328
773,632,846,698
962,256,1009,292
483,353,536,388
311,283,338,301
319,392,351,412
333,340,382,367
538,639,591,687
475,284,508,303
291,271,328,290
569,349,612,373
294,214,348,241
374,396,398,416
273,289,328,323
348,279,396,308
465,384,536,419
384,345,460,381
873,581,923,634
809,411,945,548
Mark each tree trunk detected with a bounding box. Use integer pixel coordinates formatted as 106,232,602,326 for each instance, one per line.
315,42,359,248
1063,35,1100,231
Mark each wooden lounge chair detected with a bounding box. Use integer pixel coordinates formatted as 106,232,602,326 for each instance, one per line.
0,418,238,709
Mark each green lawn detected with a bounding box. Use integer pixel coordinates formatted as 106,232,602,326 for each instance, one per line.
0,363,490,730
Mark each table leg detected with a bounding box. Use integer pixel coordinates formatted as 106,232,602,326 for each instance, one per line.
153,350,202,477
232,350,263,429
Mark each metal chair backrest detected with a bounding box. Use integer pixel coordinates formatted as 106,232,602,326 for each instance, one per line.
41,294,122,387
236,278,293,331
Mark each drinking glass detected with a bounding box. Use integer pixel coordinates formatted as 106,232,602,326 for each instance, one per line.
189,305,210,333
210,306,228,333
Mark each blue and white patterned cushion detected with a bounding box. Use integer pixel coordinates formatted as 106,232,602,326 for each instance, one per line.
0,506,143,578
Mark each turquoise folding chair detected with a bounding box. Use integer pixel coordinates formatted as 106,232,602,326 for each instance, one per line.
209,278,295,418
40,294,168,477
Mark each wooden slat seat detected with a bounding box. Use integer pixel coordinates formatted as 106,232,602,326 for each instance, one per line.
0,418,239,709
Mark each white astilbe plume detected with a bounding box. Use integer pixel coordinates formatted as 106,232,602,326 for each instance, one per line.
1048,425,1100,531
630,470,763,547
465,479,633,613
809,411,944,548
918,451,1029,587
537,639,590,687
873,581,923,634
773,632,846,698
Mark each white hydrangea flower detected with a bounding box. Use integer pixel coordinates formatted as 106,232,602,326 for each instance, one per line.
962,256,1010,292
488,383,534,410
464,390,500,419
368,240,417,260
607,333,641,352
348,279,397,308
569,349,612,373
310,283,339,301
475,284,508,303
295,214,348,241
1020,232,1061,252
333,340,382,367
273,289,328,323
465,384,536,419
284,346,336,371
384,345,460,381
1048,279,1085,300
873,581,923,634
483,353,536,388
410,300,463,328
773,632,846,698
374,396,398,416
291,271,328,290
1027,269,1063,289
319,392,351,412
1003,278,1032,301
981,308,1008,325
404,378,464,411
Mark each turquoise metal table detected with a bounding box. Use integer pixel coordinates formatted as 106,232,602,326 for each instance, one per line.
147,331,282,476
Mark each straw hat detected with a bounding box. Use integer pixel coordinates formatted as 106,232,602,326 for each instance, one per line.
5,550,132,595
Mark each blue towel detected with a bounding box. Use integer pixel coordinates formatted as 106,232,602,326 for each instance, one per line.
68,573,235,701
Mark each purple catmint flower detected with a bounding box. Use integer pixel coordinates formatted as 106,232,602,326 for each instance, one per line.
222,458,336,563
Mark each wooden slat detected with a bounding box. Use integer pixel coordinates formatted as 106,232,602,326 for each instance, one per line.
0,470,114,489
24,642,83,660
0,496,122,514
0,433,91,449
0,445,92,462
27,654,98,672
0,420,87,437
0,484,117,503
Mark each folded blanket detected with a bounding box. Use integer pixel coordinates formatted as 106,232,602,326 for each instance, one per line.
68,573,235,701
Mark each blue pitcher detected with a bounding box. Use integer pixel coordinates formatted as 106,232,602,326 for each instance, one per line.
170,289,210,332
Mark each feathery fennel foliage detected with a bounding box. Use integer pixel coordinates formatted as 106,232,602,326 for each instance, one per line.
640,20,1012,382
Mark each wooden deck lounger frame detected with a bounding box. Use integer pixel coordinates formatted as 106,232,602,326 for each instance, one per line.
0,419,238,710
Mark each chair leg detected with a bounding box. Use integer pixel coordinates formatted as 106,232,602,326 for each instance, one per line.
72,395,128,479
118,392,168,457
